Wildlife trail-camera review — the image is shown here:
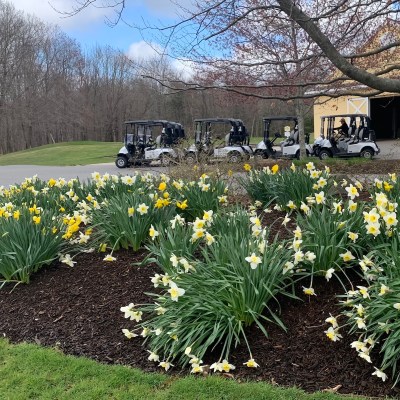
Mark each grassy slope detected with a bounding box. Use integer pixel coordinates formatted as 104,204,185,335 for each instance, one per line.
0,141,122,166
0,339,362,400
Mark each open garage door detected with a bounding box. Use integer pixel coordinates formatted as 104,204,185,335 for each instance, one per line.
370,96,400,139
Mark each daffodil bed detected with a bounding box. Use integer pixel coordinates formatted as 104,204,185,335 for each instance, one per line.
1,162,400,398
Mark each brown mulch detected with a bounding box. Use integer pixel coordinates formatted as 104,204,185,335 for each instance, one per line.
2,160,400,397
0,248,399,398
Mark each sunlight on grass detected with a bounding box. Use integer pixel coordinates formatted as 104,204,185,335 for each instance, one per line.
0,339,361,400
0,141,121,166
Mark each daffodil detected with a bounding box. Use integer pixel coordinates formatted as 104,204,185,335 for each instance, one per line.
345,184,359,200
205,232,215,246
59,254,76,267
103,254,116,262
137,203,149,215
324,326,342,341
325,315,338,328
245,253,262,269
325,268,335,281
372,368,388,382
314,191,325,205
347,231,358,242
271,164,279,174
191,363,204,374
282,214,290,226
149,225,159,241
340,250,355,262
379,284,390,296
159,361,173,371
305,162,315,171
357,286,370,299
168,282,185,301
176,199,188,210
220,359,235,372
122,329,137,339
120,303,135,318
243,163,251,171
303,287,316,296
243,358,259,368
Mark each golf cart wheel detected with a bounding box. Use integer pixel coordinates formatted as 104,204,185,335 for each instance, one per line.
228,151,242,163
360,147,374,159
185,152,197,164
160,153,174,167
254,150,267,161
319,149,332,160
115,156,128,168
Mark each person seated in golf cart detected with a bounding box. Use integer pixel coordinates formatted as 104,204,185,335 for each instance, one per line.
333,118,349,138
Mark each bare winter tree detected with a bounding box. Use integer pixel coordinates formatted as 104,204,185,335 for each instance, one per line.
60,0,400,155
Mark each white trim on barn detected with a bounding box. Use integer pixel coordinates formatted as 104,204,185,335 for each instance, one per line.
347,97,369,115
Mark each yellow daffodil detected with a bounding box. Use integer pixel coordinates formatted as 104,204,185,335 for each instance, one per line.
271,164,279,174
243,163,251,171
177,199,188,210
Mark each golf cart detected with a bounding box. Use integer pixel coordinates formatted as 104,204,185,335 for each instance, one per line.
314,114,380,160
185,118,253,163
254,116,312,160
115,120,185,168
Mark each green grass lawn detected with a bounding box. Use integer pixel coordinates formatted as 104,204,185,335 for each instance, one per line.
0,141,121,166
0,339,363,400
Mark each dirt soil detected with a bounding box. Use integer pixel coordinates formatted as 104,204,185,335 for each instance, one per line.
2,161,400,398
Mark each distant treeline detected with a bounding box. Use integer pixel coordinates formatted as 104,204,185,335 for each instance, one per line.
0,0,304,154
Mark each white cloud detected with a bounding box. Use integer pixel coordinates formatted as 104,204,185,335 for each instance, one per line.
10,0,112,29
127,40,195,79
171,58,195,80
127,40,164,61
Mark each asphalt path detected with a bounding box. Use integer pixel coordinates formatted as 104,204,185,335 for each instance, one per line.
0,140,399,187
0,163,162,187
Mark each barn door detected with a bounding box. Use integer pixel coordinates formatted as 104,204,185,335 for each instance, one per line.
347,97,369,115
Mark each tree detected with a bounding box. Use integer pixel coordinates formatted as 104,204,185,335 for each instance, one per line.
62,0,400,156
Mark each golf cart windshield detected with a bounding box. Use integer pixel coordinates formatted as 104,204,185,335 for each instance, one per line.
263,117,298,142
194,118,249,146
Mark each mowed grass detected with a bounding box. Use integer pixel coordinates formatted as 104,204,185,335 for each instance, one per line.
0,339,362,400
0,141,122,166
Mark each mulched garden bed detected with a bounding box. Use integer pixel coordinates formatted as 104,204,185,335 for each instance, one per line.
2,160,400,398
1,247,399,398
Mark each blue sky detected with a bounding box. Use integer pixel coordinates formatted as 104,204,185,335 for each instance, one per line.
10,0,193,62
